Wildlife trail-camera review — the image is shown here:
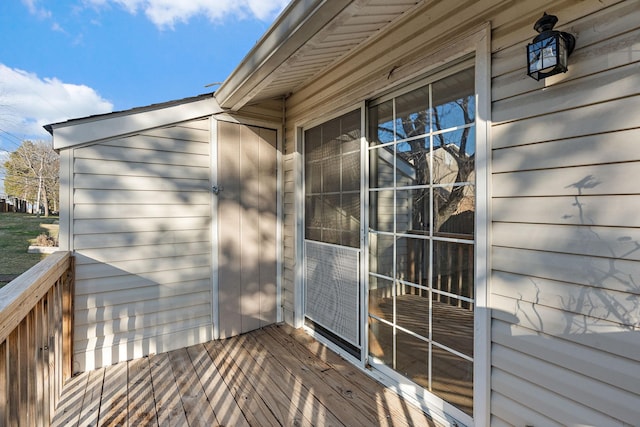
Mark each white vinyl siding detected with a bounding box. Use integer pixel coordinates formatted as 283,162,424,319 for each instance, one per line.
279,0,639,425
70,118,213,372
489,1,640,425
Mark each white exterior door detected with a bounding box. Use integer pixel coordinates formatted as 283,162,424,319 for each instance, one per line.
216,120,278,339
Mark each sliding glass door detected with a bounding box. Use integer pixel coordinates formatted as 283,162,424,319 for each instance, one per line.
367,67,476,417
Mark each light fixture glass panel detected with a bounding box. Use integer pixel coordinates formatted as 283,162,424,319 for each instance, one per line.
528,36,558,74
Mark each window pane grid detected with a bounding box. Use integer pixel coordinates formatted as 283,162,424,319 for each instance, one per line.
305,109,361,248
367,67,475,417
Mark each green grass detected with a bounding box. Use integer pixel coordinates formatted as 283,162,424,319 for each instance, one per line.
0,212,60,288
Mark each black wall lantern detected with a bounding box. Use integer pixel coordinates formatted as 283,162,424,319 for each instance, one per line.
527,13,576,80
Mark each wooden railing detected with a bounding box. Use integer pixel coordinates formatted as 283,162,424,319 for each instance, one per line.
0,251,74,427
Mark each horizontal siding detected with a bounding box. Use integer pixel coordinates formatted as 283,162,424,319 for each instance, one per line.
492,245,638,310
74,204,210,219
75,310,212,353
490,0,636,78
278,0,639,424
493,222,640,262
492,319,640,396
493,161,640,197
74,228,208,249
74,253,211,281
102,133,210,154
71,117,212,371
492,270,639,326
489,4,640,420
73,174,210,191
492,194,640,227
76,319,212,365
492,95,640,148
492,293,639,362
491,366,627,426
74,144,210,167
493,60,640,124
74,158,210,179
493,16,640,103
490,392,561,427
73,266,212,295
75,293,211,332
73,216,211,234
74,242,210,264
492,128,640,173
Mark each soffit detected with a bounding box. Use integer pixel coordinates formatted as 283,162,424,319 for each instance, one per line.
216,0,423,110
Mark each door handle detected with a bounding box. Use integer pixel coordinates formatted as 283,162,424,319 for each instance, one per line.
212,185,224,195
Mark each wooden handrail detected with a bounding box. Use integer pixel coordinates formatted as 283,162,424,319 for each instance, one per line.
0,251,74,426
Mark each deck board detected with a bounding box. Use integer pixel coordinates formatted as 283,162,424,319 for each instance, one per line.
169,347,218,427
53,324,440,426
97,362,128,427
149,352,188,426
205,338,281,427
128,357,158,426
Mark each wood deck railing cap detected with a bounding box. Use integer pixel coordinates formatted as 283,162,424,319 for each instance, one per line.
0,251,71,344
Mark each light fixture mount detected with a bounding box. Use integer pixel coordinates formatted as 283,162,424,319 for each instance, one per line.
527,13,576,81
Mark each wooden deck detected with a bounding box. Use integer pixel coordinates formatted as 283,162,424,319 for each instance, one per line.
52,324,440,426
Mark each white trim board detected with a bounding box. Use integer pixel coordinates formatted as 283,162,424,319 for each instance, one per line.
51,96,223,150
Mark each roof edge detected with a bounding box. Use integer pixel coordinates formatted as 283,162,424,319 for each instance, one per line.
215,0,352,110
50,94,222,150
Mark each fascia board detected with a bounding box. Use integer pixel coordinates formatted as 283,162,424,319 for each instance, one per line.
215,0,352,110
51,96,223,150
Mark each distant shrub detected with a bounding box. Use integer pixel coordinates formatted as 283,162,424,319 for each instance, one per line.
35,233,58,247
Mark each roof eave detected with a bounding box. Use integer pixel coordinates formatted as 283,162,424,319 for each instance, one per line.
215,0,352,111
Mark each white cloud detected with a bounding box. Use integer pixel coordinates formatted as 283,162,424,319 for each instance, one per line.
22,0,52,19
84,0,290,29
51,22,66,33
0,64,113,139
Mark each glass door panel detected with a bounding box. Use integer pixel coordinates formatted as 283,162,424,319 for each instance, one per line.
367,67,476,417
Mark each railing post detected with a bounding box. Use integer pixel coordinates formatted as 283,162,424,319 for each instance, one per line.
0,340,6,426
0,251,73,426
62,256,74,382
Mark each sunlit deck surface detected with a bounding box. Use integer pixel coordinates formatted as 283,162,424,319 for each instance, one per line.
52,324,440,426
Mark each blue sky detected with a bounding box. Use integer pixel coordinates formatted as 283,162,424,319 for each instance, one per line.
0,0,289,154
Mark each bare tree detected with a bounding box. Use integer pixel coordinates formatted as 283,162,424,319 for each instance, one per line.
4,140,59,216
